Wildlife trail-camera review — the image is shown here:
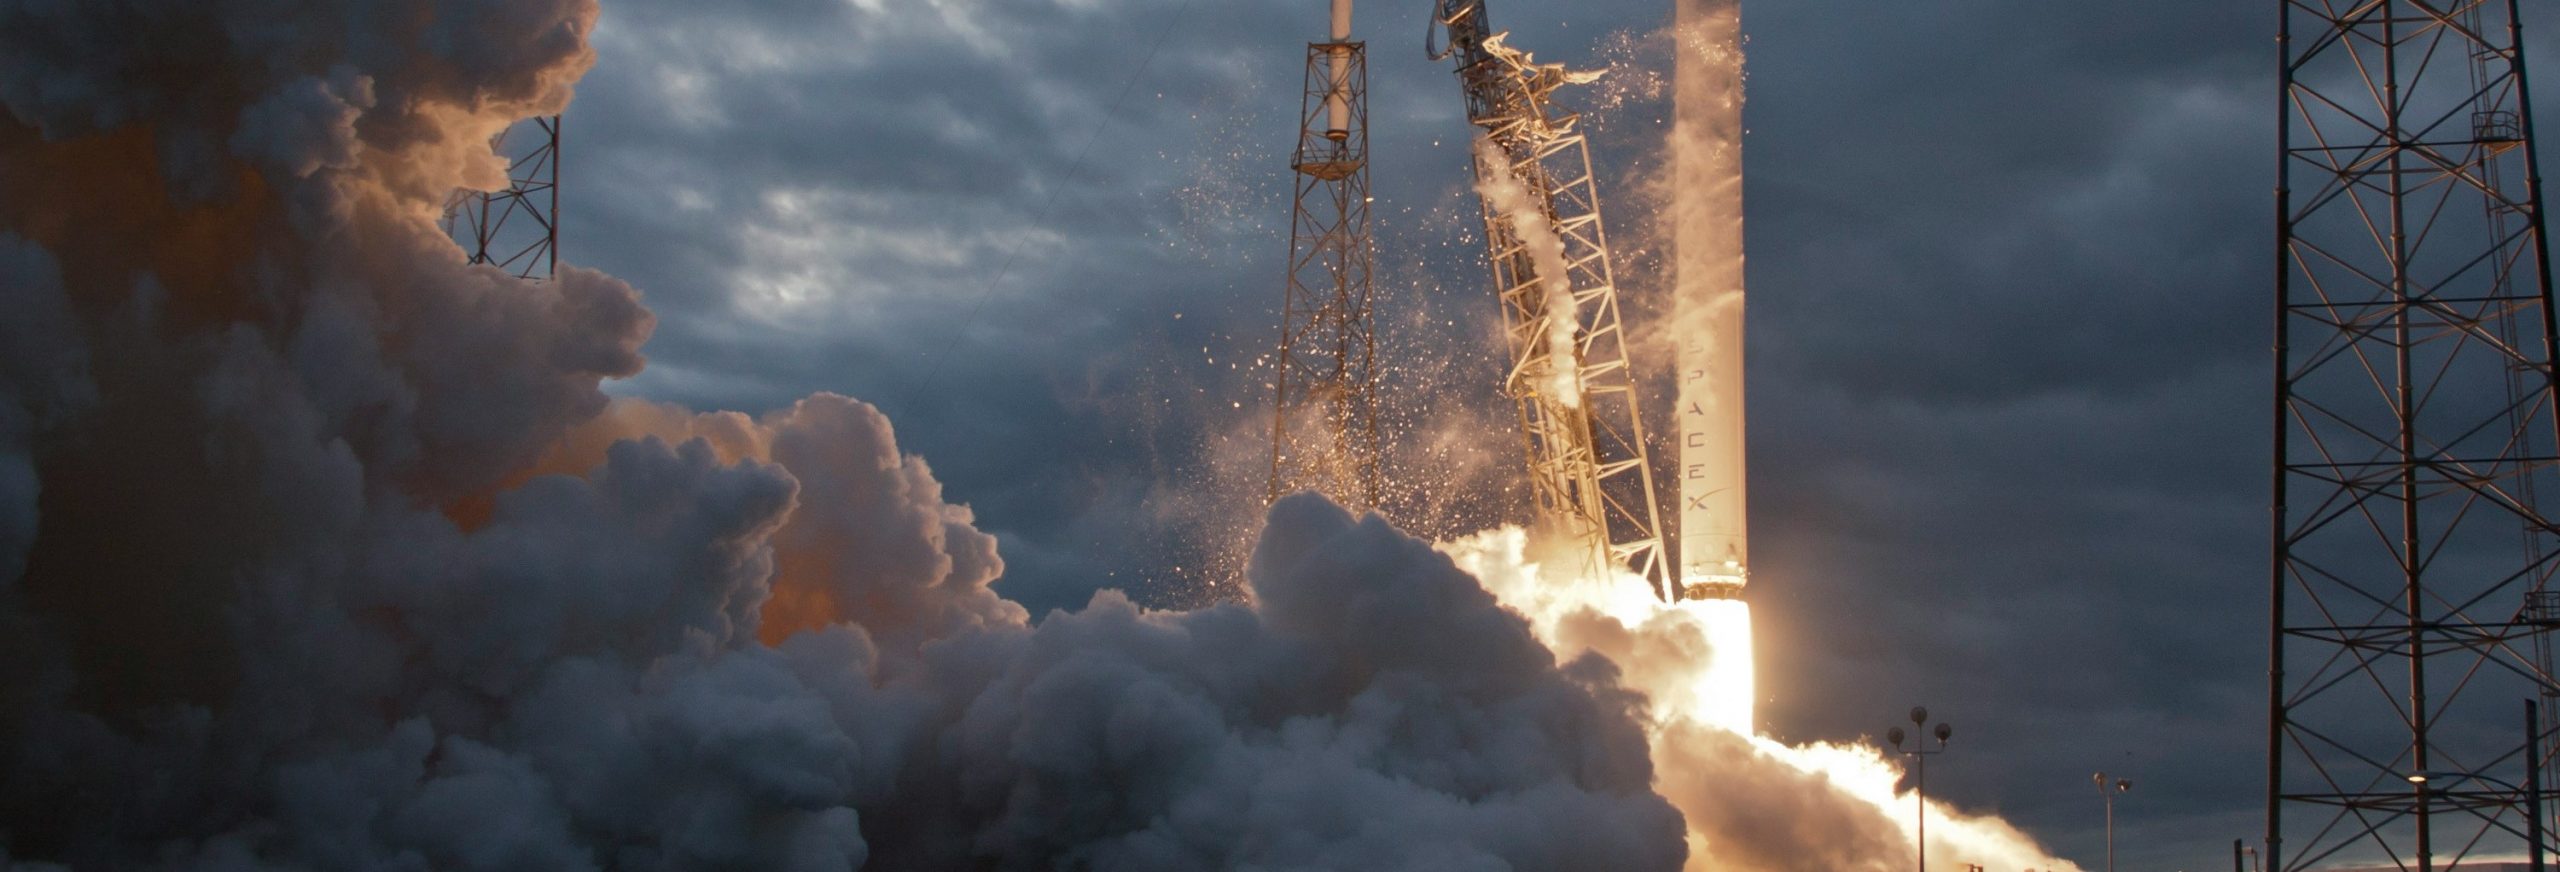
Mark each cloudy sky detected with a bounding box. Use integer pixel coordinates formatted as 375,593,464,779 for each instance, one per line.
513,0,2543,867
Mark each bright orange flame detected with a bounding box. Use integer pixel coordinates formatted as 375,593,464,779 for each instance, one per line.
1441,526,2082,872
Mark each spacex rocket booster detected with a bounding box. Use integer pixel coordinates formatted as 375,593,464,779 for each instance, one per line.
1670,0,1753,737
1673,0,1747,601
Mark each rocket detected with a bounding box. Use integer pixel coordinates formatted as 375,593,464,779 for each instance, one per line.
1673,0,1746,600
1672,0,1754,738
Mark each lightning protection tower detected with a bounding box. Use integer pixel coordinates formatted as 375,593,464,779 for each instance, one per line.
2270,1,2560,868
1430,0,1672,597
446,115,560,279
1268,0,1384,508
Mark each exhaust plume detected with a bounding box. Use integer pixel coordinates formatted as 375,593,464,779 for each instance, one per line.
1444,528,2082,871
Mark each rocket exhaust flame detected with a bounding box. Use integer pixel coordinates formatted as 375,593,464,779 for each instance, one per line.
1445,527,2081,872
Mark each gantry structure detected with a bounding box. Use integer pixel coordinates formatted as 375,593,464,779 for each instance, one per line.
1432,0,1673,598
446,115,561,279
1269,3,1384,508
2270,0,2560,868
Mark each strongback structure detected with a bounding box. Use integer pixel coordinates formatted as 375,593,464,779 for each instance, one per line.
446,115,561,280
1433,0,1673,598
1269,1,1384,507
2271,1,2560,868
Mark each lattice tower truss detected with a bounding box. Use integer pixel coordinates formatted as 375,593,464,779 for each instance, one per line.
1432,0,1673,598
2270,0,2560,868
445,115,560,279
1269,24,1384,508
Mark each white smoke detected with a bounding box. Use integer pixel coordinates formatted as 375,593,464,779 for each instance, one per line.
1471,133,1586,409
0,1,1688,869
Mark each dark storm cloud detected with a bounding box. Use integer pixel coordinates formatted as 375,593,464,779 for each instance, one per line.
560,0,1335,612
1711,2,2313,866
1715,2,2278,864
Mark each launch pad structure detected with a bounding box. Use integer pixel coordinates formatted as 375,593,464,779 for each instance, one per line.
1268,1,1386,508
1431,0,1677,600
446,115,562,280
2269,0,2560,868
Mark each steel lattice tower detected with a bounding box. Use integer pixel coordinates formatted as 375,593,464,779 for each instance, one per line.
2271,1,2560,868
1434,0,1673,597
1269,27,1383,508
446,115,560,279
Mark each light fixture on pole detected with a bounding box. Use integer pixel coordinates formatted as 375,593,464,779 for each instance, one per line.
1887,706,1953,872
2092,771,2130,872
2404,701,2545,872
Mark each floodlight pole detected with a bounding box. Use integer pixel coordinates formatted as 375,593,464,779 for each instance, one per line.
2094,772,2131,872
1887,706,1953,872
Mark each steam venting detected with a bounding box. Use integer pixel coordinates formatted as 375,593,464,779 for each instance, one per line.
1471,133,1586,408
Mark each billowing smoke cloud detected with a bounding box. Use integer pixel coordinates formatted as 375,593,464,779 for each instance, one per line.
0,1,1688,869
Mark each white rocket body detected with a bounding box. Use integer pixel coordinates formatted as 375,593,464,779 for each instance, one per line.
1326,0,1353,137
1672,0,1753,736
1673,0,1746,596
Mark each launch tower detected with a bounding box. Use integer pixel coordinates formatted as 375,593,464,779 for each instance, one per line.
1432,0,1674,598
2270,1,2560,867
446,115,561,280
1268,0,1384,507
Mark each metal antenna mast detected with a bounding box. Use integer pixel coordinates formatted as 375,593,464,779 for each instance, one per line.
2271,0,2560,868
1431,0,1673,598
1269,0,1384,508
446,115,561,279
